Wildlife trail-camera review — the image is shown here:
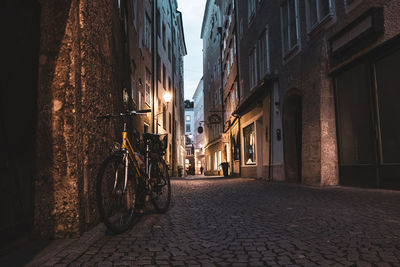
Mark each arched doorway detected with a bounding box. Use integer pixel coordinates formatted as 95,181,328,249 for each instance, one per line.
283,91,302,183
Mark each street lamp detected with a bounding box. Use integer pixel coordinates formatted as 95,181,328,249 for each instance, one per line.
164,92,172,103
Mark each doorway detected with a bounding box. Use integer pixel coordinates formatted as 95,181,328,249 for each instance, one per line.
283,92,302,183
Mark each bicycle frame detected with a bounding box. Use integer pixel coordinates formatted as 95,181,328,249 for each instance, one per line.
120,122,143,192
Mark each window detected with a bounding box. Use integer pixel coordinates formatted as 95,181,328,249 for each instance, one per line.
230,48,234,67
145,68,151,106
248,0,256,23
257,28,270,80
218,151,222,169
162,24,166,49
186,115,191,122
249,48,257,89
186,148,192,156
281,0,300,56
156,9,161,36
243,123,256,165
162,105,167,130
144,14,152,51
138,91,142,109
157,55,161,81
132,0,137,28
169,112,172,133
162,64,166,89
307,0,333,29
207,155,211,171
168,41,171,61
214,152,218,170
186,124,191,132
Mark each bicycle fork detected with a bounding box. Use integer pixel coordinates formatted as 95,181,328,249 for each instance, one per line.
113,152,129,195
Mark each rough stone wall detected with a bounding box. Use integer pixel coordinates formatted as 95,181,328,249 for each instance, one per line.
35,0,126,238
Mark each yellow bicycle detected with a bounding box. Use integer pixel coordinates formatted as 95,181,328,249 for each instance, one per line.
96,110,170,234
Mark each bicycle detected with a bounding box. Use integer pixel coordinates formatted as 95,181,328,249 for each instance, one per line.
96,109,171,234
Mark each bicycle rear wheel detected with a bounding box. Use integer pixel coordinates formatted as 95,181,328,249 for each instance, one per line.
96,153,138,234
149,160,171,213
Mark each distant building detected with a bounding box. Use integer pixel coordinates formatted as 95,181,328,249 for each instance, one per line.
193,78,205,175
184,100,195,175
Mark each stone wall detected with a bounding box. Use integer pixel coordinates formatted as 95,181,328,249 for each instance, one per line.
35,0,127,238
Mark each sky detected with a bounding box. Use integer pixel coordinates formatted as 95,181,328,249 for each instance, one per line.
177,0,207,100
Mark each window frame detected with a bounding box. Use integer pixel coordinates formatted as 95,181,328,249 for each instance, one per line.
306,0,335,32
280,0,301,58
242,122,256,166
257,26,270,81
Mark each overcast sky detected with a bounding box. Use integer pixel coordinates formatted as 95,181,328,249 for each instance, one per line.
177,0,207,100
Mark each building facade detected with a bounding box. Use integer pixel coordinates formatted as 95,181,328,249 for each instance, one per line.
219,0,241,177
203,0,400,189
201,0,225,176
1,0,186,243
193,78,206,175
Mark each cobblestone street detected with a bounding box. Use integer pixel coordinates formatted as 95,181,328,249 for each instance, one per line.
27,177,400,266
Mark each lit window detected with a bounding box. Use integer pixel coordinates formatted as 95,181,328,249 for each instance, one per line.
243,123,256,165
145,68,151,106
214,152,218,170
186,115,191,122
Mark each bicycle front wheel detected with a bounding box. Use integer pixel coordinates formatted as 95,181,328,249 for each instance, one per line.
149,160,171,213
96,153,138,234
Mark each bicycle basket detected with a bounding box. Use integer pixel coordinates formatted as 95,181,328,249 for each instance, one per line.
143,133,168,153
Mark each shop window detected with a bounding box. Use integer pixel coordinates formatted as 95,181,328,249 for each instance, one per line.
243,123,256,165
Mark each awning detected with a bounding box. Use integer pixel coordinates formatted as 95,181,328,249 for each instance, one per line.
233,74,278,116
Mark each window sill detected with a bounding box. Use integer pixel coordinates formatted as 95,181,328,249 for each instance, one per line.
283,44,300,62
308,13,334,36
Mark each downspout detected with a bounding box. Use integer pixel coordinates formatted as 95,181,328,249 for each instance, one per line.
151,0,156,133
268,88,273,181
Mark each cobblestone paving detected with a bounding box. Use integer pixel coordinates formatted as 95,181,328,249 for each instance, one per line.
29,178,400,266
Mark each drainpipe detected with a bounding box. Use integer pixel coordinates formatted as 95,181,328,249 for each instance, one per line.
151,0,156,133
268,88,273,182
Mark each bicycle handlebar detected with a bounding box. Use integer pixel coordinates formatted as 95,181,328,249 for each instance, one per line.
97,109,151,120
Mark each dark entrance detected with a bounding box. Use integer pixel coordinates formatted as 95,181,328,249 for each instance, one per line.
283,92,302,183
334,46,400,189
1,0,41,245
